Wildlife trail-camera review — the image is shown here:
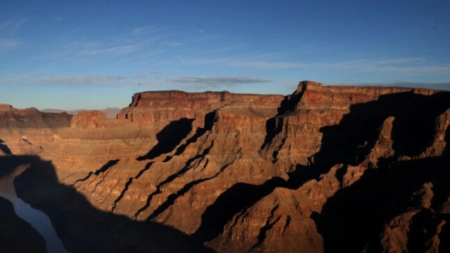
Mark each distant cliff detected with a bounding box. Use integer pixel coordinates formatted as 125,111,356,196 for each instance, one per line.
2,81,450,253
41,107,121,118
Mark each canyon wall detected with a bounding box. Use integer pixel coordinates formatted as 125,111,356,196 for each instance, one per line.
1,81,450,252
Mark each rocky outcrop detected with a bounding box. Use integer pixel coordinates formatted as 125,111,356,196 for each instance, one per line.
41,107,121,118
71,110,108,128
0,104,72,129
2,81,450,252
0,105,72,155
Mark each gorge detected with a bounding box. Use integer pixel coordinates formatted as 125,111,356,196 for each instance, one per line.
1,81,450,253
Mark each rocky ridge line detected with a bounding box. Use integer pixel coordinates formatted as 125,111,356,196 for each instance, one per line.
1,81,450,253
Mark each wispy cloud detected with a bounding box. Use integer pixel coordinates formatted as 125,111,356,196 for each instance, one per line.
37,73,150,84
0,39,22,50
163,42,183,47
230,60,305,69
64,36,165,60
327,81,450,90
14,18,27,29
319,58,449,74
0,18,27,31
166,56,308,69
55,17,63,21
30,28,174,64
168,55,450,76
77,43,145,56
39,40,154,61
132,26,160,35
172,76,272,86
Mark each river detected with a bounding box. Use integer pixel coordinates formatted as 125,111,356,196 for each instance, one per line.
0,164,68,253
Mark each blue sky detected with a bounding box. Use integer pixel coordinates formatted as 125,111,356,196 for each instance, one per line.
1,0,450,110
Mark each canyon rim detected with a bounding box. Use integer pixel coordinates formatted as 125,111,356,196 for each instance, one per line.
1,81,450,253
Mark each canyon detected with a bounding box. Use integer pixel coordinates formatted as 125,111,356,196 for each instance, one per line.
1,81,450,253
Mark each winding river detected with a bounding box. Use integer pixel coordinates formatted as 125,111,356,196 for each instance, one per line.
0,164,68,253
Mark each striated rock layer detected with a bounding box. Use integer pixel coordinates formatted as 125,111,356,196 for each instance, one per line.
2,81,450,253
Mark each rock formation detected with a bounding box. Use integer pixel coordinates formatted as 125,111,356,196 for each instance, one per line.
41,107,121,119
1,81,450,252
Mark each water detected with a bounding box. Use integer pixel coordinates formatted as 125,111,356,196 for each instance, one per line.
0,164,68,253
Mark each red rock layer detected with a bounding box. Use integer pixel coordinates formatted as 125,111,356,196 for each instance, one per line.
0,105,72,154
2,81,450,253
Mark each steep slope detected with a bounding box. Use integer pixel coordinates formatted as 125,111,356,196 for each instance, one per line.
1,81,450,252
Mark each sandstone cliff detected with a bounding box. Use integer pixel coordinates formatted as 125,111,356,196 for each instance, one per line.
1,81,450,253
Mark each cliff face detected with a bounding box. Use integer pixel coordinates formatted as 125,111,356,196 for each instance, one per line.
0,105,72,155
1,81,450,253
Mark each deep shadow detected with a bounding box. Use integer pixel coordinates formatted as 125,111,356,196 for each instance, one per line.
446,126,450,155
3,155,215,253
192,177,286,243
112,162,154,212
406,209,444,253
0,138,12,155
0,157,47,252
314,91,450,167
137,118,194,161
259,84,305,153
0,155,24,177
94,159,120,175
72,159,120,185
195,90,450,250
0,195,47,253
3,89,449,252
439,219,450,253
173,111,216,157
312,155,450,253
428,125,450,217
134,111,218,219
146,158,235,222
307,91,450,252
135,142,214,219
192,162,337,244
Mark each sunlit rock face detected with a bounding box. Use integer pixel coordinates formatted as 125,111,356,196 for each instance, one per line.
2,81,450,253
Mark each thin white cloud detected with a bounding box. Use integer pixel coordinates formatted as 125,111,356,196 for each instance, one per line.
14,18,27,29
76,41,152,56
319,58,441,74
1,72,168,89
72,38,158,58
163,42,183,47
0,39,22,50
132,26,159,35
38,75,126,84
167,56,307,69
169,55,450,75
32,33,168,63
0,18,27,31
37,73,150,84
172,76,272,86
326,81,450,90
0,22,8,31
55,17,63,21
230,60,305,69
